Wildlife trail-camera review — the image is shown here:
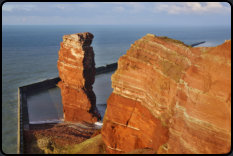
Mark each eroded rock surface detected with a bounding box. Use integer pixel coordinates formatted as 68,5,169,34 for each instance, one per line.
57,32,100,123
101,34,231,154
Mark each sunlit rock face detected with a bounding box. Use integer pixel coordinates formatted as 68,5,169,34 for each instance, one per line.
57,32,100,123
101,34,231,154
161,40,231,154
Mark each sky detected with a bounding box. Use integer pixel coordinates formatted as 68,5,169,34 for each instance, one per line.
2,2,231,26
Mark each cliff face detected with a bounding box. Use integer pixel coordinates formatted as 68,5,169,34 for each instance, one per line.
101,34,231,154
162,40,231,154
57,32,100,123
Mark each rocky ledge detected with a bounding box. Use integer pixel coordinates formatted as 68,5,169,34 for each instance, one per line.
24,122,103,154
101,34,231,154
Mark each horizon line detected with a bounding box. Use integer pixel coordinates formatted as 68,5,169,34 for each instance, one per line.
2,24,230,27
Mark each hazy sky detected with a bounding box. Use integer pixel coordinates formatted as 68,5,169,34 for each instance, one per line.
2,2,231,26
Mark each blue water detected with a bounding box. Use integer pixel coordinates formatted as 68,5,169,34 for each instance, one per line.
26,71,113,124
2,25,231,154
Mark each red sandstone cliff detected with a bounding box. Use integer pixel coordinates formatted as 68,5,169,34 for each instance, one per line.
57,32,100,123
101,34,231,154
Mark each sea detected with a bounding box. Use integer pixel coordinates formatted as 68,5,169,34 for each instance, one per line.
2,25,231,154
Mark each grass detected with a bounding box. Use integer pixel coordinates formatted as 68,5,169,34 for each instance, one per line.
64,134,106,154
158,36,190,47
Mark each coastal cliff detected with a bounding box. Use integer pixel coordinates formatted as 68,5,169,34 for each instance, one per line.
57,32,100,123
101,34,231,154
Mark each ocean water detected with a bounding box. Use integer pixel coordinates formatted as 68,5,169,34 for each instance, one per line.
2,25,230,154
26,71,113,124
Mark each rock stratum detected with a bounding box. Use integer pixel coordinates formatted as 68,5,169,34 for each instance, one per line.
101,34,231,154
57,32,100,123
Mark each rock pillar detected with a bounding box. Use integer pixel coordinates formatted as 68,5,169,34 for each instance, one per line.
57,32,100,123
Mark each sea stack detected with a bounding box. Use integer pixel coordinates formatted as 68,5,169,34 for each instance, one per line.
101,34,231,154
57,32,100,123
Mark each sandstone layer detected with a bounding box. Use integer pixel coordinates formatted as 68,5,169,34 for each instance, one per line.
57,32,100,123
101,34,231,154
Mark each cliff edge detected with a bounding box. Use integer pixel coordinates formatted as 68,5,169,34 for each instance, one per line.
101,34,231,154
